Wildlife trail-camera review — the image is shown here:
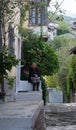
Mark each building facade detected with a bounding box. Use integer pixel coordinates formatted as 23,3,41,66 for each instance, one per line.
0,0,51,95
16,0,51,92
0,5,21,100
23,0,50,39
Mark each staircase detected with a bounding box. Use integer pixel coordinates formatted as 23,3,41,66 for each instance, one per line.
15,91,42,101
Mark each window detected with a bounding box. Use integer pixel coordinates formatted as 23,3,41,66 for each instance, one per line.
8,23,15,53
29,0,47,25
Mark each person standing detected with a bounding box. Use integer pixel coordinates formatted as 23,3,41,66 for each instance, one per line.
28,63,40,91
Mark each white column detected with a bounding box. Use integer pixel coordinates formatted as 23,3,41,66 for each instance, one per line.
16,36,21,92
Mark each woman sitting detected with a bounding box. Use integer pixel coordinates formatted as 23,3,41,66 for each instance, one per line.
28,63,40,91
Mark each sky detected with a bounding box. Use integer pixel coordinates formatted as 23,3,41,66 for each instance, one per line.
50,0,76,17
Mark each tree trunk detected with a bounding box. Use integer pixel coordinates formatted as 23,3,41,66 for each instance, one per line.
0,24,2,50
0,18,6,100
0,11,6,98
1,76,5,101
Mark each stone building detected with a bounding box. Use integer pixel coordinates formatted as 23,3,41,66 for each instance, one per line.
0,5,20,76
23,0,50,39
0,4,21,100
0,0,51,98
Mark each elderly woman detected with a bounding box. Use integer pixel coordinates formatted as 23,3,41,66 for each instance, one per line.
28,63,40,91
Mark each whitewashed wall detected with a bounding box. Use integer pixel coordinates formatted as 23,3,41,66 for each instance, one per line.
47,88,63,103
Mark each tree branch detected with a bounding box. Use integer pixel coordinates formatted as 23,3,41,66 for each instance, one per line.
50,0,65,19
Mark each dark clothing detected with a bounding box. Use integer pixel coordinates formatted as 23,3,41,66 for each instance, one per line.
28,68,40,83
28,67,40,91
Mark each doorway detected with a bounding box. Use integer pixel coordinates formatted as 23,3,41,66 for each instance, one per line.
16,36,33,92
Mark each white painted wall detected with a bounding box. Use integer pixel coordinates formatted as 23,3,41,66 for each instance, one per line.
48,88,63,103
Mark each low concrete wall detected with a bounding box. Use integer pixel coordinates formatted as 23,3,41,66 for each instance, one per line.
4,79,16,102
47,88,63,103
32,101,46,130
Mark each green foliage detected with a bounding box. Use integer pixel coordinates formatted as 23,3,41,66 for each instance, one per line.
20,29,59,104
48,0,65,22
6,77,15,90
0,46,18,79
67,56,76,94
0,0,25,99
0,0,26,21
48,11,64,22
57,67,69,102
0,46,19,89
51,35,76,50
21,70,29,81
0,1,14,21
44,75,58,88
50,35,76,102
51,35,68,50
19,3,29,25
57,21,71,35
21,29,59,76
41,76,48,105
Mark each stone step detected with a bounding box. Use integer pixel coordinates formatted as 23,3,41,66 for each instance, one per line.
15,91,42,101
47,125,76,130
45,103,76,113
45,103,76,129
0,100,46,130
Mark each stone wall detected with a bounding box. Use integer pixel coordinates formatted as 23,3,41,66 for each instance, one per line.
4,79,16,102
33,106,46,130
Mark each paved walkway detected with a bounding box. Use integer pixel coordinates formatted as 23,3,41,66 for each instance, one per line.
0,91,44,130
47,125,76,130
45,103,76,130
0,101,40,118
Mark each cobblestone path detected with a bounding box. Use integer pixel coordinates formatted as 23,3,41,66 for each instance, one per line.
45,103,76,130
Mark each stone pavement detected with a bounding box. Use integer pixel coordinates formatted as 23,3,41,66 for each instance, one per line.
45,103,76,130
47,125,76,130
0,91,46,130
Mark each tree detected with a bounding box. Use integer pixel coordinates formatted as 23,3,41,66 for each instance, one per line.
51,35,76,50
20,29,59,105
48,0,65,21
44,74,58,88
48,0,71,36
21,29,59,76
67,56,76,101
57,20,71,35
0,46,19,100
50,35,76,102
